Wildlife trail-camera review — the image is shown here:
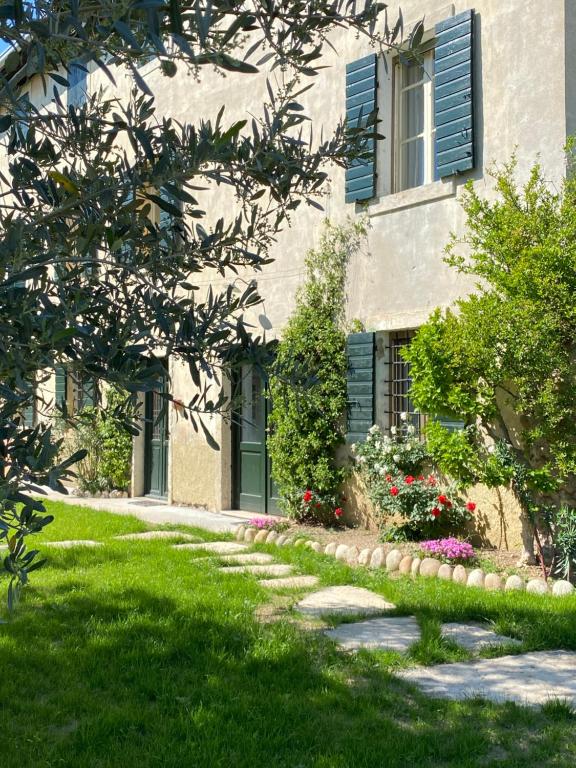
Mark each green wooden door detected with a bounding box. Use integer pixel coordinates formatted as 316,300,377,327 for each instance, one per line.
144,373,169,498
235,364,280,515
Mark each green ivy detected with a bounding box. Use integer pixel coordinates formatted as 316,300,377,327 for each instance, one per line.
267,219,366,523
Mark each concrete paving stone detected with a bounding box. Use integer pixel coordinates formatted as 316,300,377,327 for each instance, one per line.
114,530,199,541
399,651,576,706
173,541,249,554
218,564,294,576
296,586,396,618
441,623,522,653
219,553,276,565
325,616,421,653
44,540,102,548
258,575,320,589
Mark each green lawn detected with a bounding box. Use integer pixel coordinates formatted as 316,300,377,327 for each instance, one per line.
1,501,576,767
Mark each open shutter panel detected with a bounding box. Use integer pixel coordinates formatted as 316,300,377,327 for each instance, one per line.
346,332,375,443
55,365,67,410
434,9,475,178
345,54,377,203
81,377,97,409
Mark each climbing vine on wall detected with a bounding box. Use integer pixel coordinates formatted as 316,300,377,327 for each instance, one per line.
267,219,366,523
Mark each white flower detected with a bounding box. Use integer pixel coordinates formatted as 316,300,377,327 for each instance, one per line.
382,435,391,444
393,454,401,463
351,443,357,454
400,411,408,422
407,425,416,435
369,424,380,435
379,467,386,476
357,455,366,463
390,426,397,436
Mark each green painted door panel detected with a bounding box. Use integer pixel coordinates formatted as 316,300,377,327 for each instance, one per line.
144,370,169,498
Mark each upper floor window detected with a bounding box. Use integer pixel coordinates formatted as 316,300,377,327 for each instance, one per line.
395,51,435,192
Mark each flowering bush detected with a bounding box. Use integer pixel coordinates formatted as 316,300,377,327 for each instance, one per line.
420,537,476,563
289,488,345,525
248,517,290,533
353,419,475,540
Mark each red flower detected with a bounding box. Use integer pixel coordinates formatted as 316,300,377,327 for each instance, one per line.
466,502,476,512
303,490,312,503
386,474,392,482
431,507,441,518
437,494,448,505
405,475,415,485
390,486,399,496
418,475,424,481
335,508,343,518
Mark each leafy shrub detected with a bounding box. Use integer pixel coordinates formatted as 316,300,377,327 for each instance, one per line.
552,506,576,581
68,388,133,493
268,220,366,523
420,538,476,563
353,420,475,540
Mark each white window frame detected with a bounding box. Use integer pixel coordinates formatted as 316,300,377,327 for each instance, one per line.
393,47,436,193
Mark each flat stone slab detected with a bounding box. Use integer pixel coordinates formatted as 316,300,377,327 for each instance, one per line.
399,651,576,706
259,575,320,589
44,540,102,548
218,564,294,576
172,542,248,554
115,530,199,541
325,616,421,653
296,586,396,618
219,553,276,565
441,623,522,653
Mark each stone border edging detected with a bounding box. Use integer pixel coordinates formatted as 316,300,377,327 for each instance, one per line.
235,526,575,598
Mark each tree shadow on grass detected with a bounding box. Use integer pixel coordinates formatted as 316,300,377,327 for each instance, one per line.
1,581,575,768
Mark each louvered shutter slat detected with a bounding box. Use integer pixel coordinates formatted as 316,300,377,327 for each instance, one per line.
345,54,377,203
346,332,375,443
434,10,475,178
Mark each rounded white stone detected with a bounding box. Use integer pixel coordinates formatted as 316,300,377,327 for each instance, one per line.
438,563,453,581
467,568,485,588
452,565,468,584
335,544,349,561
235,525,246,541
358,548,373,566
398,555,413,574
369,547,385,569
552,580,575,597
324,542,338,556
254,529,269,543
244,528,257,542
275,535,287,547
386,549,403,572
346,545,360,564
310,541,323,553
411,557,421,576
504,574,524,591
526,578,549,595
420,558,441,578
267,531,278,544
484,573,504,591
294,538,307,548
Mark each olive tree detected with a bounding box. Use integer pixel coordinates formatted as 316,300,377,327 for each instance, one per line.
0,1,412,603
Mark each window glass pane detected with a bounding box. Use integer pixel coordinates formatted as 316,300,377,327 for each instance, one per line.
403,60,424,88
401,138,424,190
402,85,424,137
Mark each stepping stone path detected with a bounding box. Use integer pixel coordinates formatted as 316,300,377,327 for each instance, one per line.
259,575,320,590
399,651,576,706
44,540,102,548
325,616,421,653
296,586,396,618
220,553,275,565
218,564,294,577
441,623,522,653
173,541,248,554
115,530,198,541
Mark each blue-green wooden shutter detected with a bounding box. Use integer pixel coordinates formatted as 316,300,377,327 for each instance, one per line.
81,377,97,409
346,332,375,443
55,365,67,410
434,10,475,178
345,54,377,203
